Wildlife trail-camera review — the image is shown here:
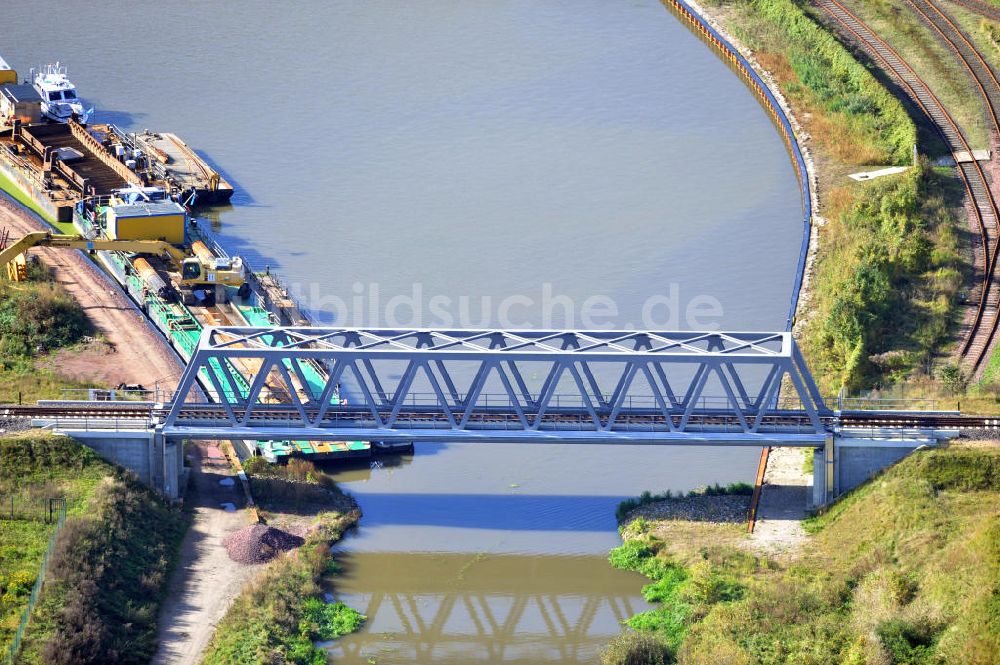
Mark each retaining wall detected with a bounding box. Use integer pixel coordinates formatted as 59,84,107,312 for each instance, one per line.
811,437,935,507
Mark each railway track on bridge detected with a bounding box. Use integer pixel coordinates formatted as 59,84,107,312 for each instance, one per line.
816,0,1000,377
4,403,996,431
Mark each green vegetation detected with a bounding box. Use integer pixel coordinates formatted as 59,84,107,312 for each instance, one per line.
202,460,364,665
608,446,1000,664
818,0,989,148
803,163,963,391
0,434,108,651
706,0,916,164
0,264,95,402
600,630,674,665
699,0,967,395
1,434,187,664
982,19,1000,55
616,483,753,522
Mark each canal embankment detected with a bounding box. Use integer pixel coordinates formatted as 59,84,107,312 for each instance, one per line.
198,459,365,665
3,433,188,665
607,443,1000,664
683,0,967,398
151,442,261,665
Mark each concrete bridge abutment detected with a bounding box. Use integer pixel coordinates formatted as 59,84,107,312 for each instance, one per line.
809,433,947,508
55,429,185,500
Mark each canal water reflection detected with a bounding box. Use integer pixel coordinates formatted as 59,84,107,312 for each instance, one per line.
327,552,648,664
324,442,760,663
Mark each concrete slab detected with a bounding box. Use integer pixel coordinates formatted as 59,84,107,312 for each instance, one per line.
848,165,909,181
934,149,992,166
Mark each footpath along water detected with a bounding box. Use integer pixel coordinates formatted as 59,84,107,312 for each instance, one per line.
4,0,803,662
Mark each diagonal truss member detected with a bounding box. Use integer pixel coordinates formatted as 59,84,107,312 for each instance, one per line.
163,328,830,443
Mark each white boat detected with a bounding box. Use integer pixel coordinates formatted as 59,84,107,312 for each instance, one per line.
32,62,89,123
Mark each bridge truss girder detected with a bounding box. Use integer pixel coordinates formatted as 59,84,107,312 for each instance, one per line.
164,327,830,444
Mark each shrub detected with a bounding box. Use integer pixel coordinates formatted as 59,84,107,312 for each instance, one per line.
0,281,90,356
600,630,674,665
23,473,188,664
298,597,365,640
876,619,941,665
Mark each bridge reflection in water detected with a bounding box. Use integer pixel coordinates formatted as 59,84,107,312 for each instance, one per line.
325,552,651,664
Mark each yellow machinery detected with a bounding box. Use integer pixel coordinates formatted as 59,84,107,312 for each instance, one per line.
0,231,249,304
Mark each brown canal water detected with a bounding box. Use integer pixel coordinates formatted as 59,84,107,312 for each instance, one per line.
7,1,803,662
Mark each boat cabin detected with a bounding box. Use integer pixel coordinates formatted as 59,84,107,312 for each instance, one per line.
32,63,86,122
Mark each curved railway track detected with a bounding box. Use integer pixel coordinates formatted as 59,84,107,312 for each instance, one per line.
816,0,1000,377
944,0,1000,23
906,0,1000,135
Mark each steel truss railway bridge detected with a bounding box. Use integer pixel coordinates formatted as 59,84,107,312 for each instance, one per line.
164,327,832,446
12,326,970,500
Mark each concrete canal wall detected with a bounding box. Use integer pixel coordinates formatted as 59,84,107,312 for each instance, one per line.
665,0,816,331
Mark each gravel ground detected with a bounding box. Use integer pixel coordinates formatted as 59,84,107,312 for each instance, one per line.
745,447,810,558
0,416,32,434
630,494,750,523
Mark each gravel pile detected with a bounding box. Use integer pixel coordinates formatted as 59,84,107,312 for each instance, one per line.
222,524,304,564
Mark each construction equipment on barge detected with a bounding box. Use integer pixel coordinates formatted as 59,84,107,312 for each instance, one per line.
0,231,248,304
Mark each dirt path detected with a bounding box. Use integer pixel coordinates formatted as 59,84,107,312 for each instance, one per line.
747,446,810,557
0,198,184,390
153,442,259,665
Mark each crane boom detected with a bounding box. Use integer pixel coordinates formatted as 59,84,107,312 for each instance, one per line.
0,232,187,272
1,231,248,305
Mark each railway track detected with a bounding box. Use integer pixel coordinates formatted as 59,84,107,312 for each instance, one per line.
4,402,998,430
906,0,1000,137
815,0,1000,377
944,0,1000,23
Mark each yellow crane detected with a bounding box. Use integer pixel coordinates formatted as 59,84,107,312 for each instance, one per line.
0,231,249,303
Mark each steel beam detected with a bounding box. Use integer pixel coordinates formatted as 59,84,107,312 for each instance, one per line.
163,327,832,444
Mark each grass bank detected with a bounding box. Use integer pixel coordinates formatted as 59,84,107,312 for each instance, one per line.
605,444,1000,664
0,263,95,403
0,433,107,653
201,459,365,665
698,0,966,395
1,433,188,664
833,0,991,148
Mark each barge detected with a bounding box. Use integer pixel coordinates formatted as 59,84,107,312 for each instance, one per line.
0,57,234,221
82,204,375,465
0,54,379,465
